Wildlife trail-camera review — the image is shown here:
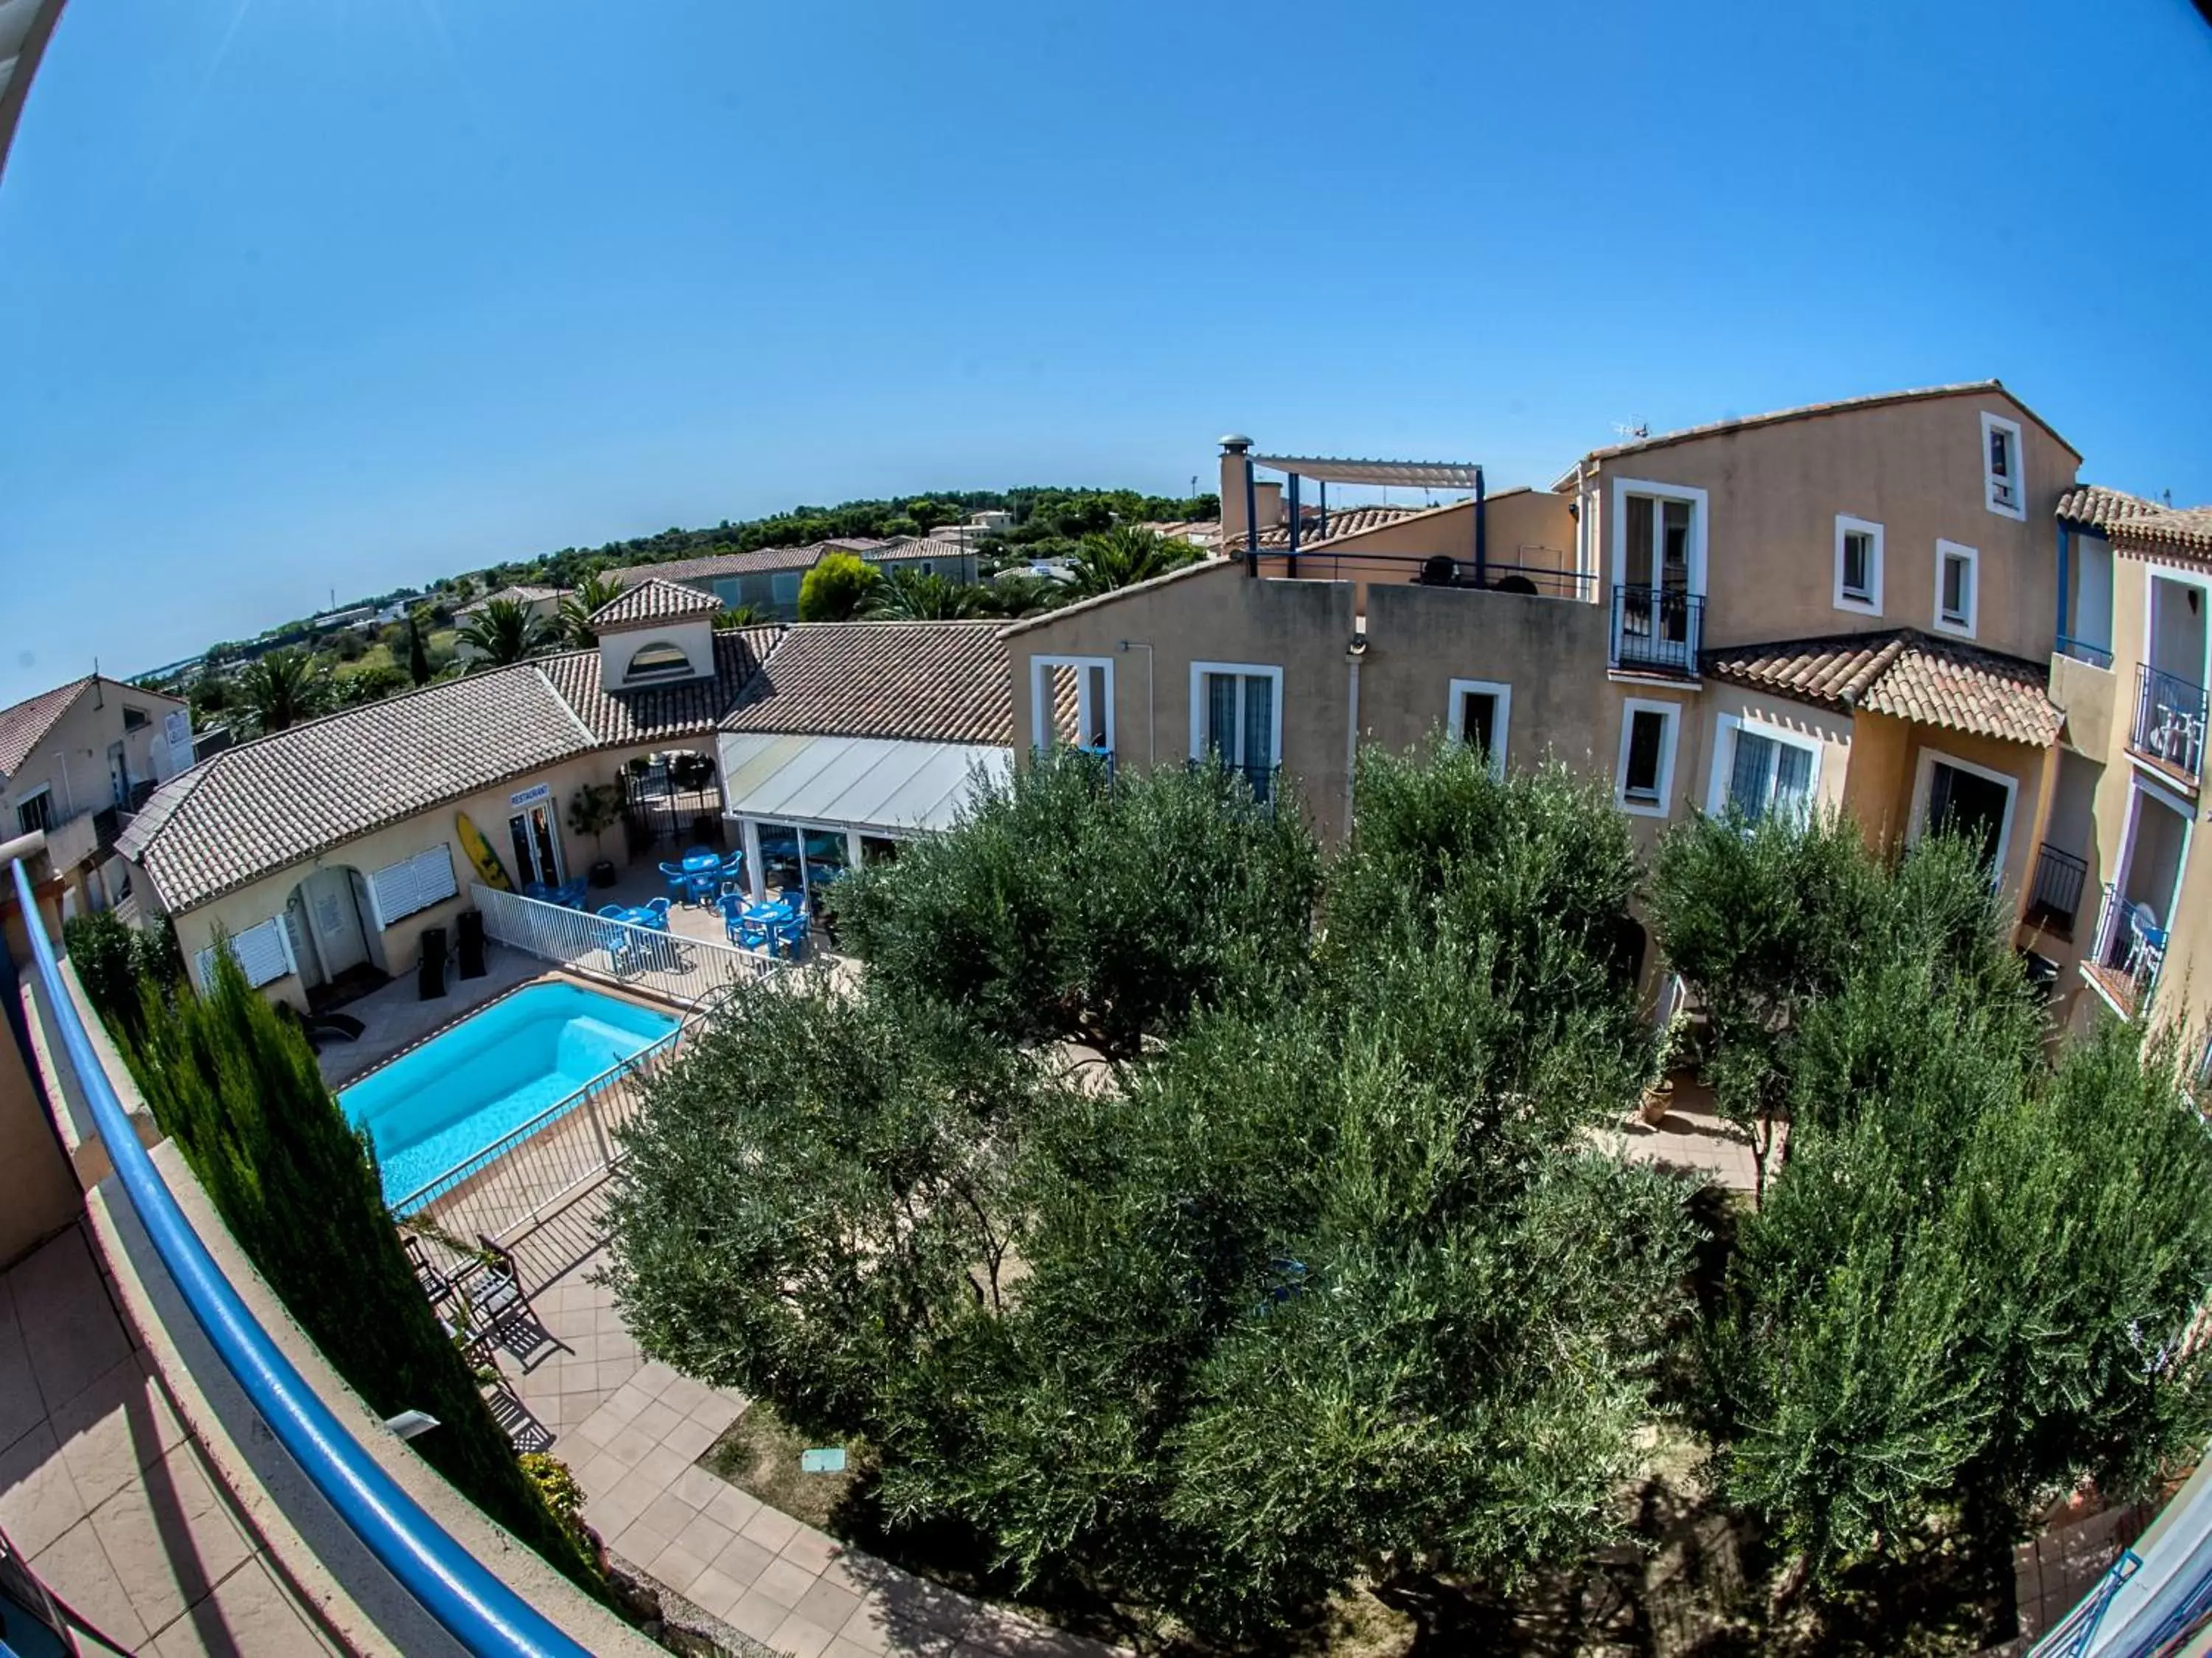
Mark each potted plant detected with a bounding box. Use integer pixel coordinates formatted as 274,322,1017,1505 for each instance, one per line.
566,783,624,889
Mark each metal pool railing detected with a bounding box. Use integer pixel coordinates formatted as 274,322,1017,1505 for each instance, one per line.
7,852,595,1658
390,979,747,1246
390,1028,681,1243
472,881,781,1005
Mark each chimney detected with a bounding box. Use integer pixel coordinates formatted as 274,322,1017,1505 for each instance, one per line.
1218,434,1254,548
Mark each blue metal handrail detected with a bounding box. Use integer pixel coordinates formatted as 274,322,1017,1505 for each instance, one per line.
8,856,593,1658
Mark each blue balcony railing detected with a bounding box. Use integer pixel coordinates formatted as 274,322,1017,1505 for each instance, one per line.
5,853,594,1658
1610,585,1705,677
2129,662,2208,786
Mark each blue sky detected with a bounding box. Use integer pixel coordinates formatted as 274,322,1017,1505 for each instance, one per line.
1,0,2208,704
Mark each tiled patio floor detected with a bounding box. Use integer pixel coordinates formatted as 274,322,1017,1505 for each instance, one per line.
317,944,542,1088
0,1224,339,1655
1601,1076,1788,1195
498,1247,1123,1658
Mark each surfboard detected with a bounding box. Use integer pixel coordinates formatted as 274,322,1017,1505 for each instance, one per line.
456,811,512,891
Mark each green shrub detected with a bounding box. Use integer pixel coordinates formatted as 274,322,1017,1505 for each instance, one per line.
797,552,882,621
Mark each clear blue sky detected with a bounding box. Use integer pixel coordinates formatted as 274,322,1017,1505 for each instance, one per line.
1,0,2208,704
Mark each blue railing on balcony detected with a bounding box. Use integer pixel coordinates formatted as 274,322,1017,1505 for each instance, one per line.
2088,879,2167,1020
2056,635,2115,670
1610,585,1705,677
4,853,595,1658
2128,662,2208,785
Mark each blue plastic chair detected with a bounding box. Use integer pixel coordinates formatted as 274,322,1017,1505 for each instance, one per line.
684,871,719,907
656,861,689,902
646,898,672,929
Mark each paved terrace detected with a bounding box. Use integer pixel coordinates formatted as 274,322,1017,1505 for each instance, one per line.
0,1224,339,1654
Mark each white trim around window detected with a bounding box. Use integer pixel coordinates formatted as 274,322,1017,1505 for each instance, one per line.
1705,712,1824,821
1188,662,1285,768
1833,515,1884,617
1934,540,1980,638
1614,698,1681,818
1909,747,2020,877
1029,655,1116,753
1981,411,2027,521
1446,678,1511,777
1608,476,1710,597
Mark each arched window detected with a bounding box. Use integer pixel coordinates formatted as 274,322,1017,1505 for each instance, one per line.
625,641,692,681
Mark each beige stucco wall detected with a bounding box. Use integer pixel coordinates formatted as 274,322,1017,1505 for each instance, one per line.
1009,561,1360,842
1571,389,2076,664
4,682,189,906
164,747,667,1011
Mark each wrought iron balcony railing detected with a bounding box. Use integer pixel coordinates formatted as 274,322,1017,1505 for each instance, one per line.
2129,662,2208,785
2025,843,2089,938
1610,585,1705,678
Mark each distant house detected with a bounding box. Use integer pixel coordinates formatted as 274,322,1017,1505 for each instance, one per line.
0,675,193,917
453,584,568,660
611,537,978,620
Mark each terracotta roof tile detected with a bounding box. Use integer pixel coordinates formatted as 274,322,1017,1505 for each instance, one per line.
1251,504,1433,549
116,668,596,912
1704,629,2060,748
537,628,782,746
588,577,725,631
611,547,819,586
456,583,566,617
720,622,1016,745
2055,485,2167,533
0,677,92,780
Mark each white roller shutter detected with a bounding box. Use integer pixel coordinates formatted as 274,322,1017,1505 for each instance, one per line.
195,915,296,990
364,844,459,929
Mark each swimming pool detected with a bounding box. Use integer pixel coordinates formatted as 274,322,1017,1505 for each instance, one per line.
341,980,681,1205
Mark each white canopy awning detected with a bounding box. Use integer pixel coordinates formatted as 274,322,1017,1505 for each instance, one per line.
717,732,1010,836
1251,455,1483,489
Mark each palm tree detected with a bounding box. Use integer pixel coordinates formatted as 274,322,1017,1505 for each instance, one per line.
236,650,330,734
459,598,557,667
716,603,768,629
1068,527,1199,598
866,569,981,621
975,572,1068,620
558,573,625,647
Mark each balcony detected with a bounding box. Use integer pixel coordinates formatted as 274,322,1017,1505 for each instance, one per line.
1610,585,1705,678
2084,881,2168,1020
2127,663,2207,788
2025,843,2089,939
2056,634,2115,670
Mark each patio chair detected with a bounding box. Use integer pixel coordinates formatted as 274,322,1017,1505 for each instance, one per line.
684,870,720,906
457,909,487,980
719,877,748,903
656,861,689,903
645,897,672,929
401,1232,459,1308
417,926,449,1001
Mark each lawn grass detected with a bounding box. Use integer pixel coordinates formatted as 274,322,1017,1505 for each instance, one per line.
706,1401,870,1534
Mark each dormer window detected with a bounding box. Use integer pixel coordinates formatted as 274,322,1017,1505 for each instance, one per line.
1982,413,2025,520
625,641,693,681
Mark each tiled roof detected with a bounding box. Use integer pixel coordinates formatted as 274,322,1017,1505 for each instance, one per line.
456,583,565,617
1250,503,1434,549
588,578,726,631
1704,629,2061,748
720,622,1018,745
2056,485,2167,533
538,628,782,746
0,677,92,780
1560,381,2080,481
813,537,900,555
611,547,820,587
116,669,597,912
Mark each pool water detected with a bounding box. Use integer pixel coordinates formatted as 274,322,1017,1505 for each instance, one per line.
341,981,680,1204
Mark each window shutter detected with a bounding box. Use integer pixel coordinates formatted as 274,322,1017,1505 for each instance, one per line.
196,915,296,990
366,845,458,929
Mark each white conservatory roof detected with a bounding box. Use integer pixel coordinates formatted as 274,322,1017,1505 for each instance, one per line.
719,732,1009,836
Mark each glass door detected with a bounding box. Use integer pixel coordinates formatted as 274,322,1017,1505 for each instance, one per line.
507,800,565,887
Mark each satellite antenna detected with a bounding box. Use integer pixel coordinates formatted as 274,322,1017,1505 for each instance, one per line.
1613,420,1650,440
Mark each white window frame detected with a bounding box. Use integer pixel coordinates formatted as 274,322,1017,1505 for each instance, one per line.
1609,477,1709,597
1909,748,2020,878
1705,712,1825,822
1832,515,1884,617
1029,655,1116,754
624,639,694,681
1446,679,1512,777
1934,540,1980,639
1188,662,1284,769
1614,698,1681,818
1981,412,2026,521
